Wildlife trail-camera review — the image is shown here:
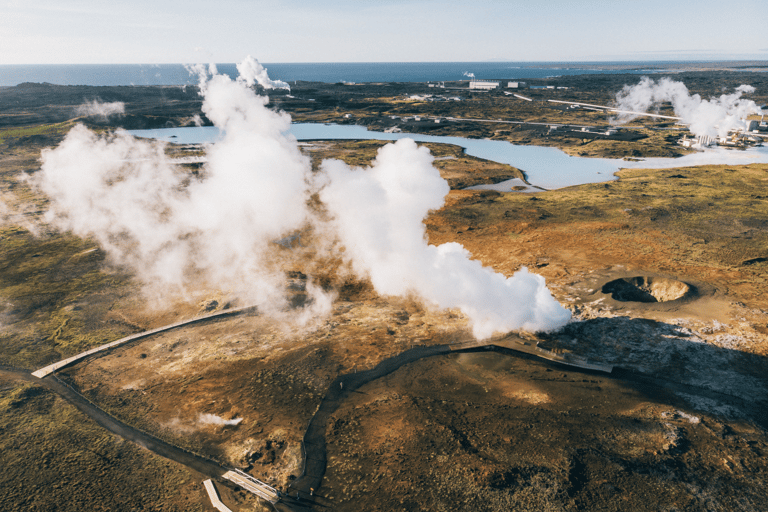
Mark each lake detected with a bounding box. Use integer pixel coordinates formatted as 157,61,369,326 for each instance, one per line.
127,124,768,191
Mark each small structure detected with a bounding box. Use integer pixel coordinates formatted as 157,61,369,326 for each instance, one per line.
679,134,716,148
507,81,527,89
469,80,500,90
203,480,233,512
746,114,766,132
222,470,280,504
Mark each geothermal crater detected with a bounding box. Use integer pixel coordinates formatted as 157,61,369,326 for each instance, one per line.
601,276,696,303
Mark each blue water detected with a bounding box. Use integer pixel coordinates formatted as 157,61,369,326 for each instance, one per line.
0,61,677,87
127,124,768,190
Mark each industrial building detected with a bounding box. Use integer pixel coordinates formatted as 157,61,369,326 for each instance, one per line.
746,114,767,133
469,80,500,90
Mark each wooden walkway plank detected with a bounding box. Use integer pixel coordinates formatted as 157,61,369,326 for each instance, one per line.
32,306,256,378
222,470,280,504
203,479,233,512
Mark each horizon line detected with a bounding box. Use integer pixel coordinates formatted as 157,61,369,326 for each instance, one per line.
2,58,768,67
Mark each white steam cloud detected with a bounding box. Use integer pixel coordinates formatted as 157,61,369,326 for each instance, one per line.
319,140,570,338
463,71,475,79
32,57,569,338
199,413,243,426
236,55,290,90
613,77,763,138
37,63,320,314
75,100,125,120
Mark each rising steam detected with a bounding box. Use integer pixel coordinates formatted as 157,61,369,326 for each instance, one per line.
612,77,763,138
198,413,243,426
32,57,570,338
75,100,125,120
36,64,321,314
319,139,570,337
236,56,291,90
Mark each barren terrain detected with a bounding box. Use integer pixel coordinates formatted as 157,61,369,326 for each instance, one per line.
1,70,767,511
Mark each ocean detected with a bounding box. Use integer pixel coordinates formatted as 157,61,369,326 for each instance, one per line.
0,61,679,87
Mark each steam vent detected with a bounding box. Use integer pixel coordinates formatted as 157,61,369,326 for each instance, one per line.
601,276,695,303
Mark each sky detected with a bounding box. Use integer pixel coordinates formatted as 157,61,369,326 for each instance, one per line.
1,0,766,65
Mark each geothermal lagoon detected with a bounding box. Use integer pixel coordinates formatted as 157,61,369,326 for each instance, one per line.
129,123,768,190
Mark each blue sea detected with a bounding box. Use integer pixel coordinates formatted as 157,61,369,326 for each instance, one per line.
0,61,680,87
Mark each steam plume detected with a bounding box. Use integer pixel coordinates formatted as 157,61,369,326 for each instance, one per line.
463,71,475,79
199,413,243,426
75,100,125,120
33,57,569,338
36,62,320,314
613,77,763,138
236,56,290,90
319,139,571,338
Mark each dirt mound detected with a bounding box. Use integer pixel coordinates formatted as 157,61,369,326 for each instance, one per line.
601,276,695,303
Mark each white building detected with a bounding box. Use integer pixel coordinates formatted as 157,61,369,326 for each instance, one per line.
746,114,766,132
507,81,527,88
469,80,500,90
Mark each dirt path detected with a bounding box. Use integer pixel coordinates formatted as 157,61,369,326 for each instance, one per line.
5,331,763,511
285,344,452,506
286,342,767,509
40,373,229,478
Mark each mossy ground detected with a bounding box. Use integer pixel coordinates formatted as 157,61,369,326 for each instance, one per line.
0,227,136,369
427,163,768,316
1,76,767,511
0,376,209,511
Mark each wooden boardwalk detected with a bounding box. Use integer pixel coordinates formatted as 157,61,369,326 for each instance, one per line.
450,334,613,373
221,469,280,504
30,304,608,510
32,305,256,378
203,480,233,512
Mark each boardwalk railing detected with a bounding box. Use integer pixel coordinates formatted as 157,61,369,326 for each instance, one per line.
222,469,280,504
203,480,233,512
32,305,257,378
449,334,613,373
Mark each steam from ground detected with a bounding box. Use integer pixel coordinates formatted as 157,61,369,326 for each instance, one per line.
199,413,243,426
236,56,290,90
463,71,475,79
33,57,570,338
612,77,762,138
320,140,571,337
75,100,125,120
37,63,323,315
